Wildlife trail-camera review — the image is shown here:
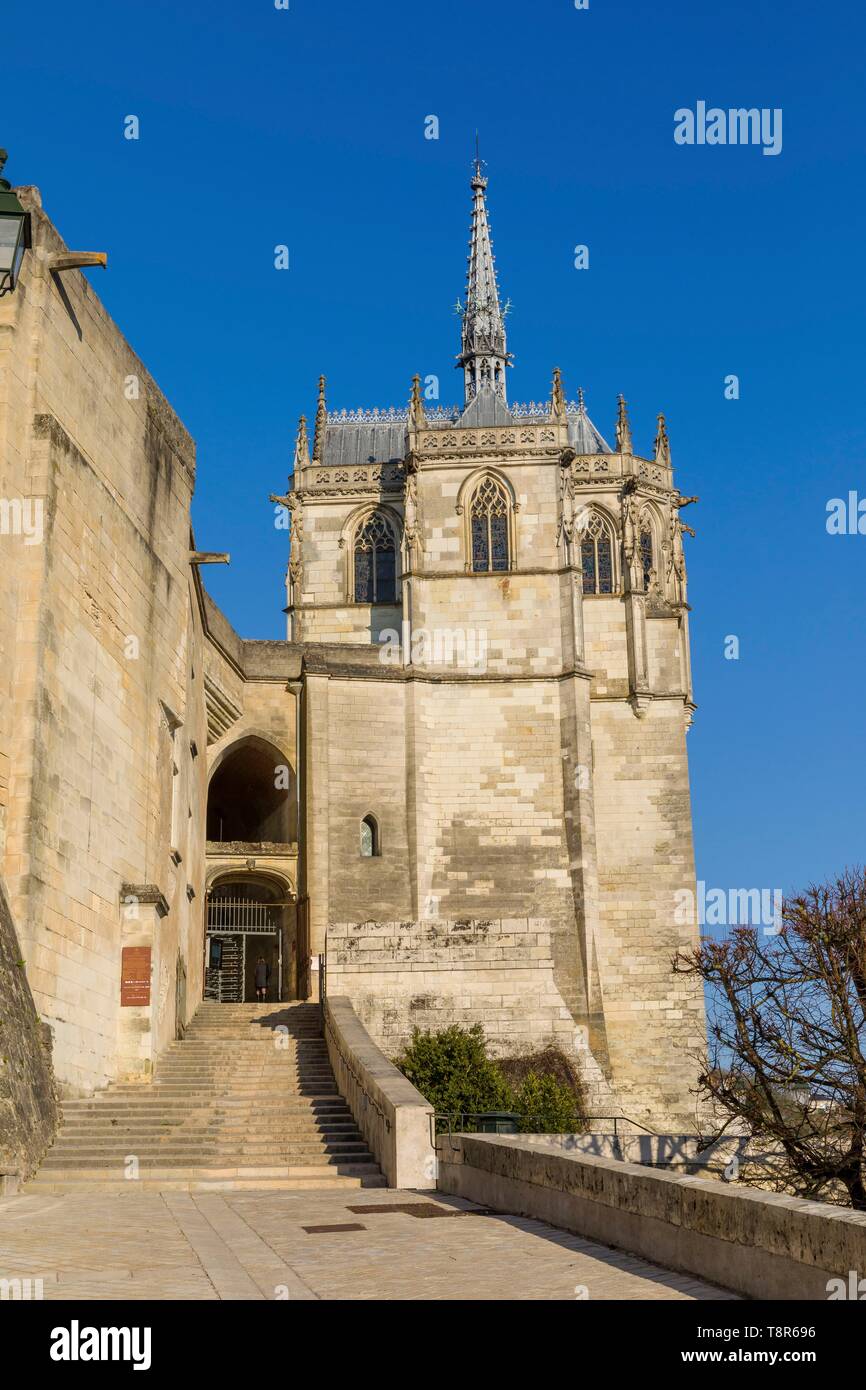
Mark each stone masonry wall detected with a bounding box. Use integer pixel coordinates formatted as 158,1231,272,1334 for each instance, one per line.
0,188,207,1094
0,881,58,1179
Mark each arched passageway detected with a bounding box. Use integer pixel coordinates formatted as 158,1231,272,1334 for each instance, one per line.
206,737,295,844
204,874,298,1004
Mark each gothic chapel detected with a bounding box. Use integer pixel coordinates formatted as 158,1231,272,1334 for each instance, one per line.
274,157,705,1124
0,156,704,1183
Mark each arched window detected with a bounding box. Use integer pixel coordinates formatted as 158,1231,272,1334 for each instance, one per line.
639,515,654,592
470,477,510,573
360,815,380,858
580,511,615,595
353,513,397,603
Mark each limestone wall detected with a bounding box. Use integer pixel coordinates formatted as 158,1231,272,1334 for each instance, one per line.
590,696,705,1122
437,1134,866,1301
0,882,58,1181
324,994,435,1189
0,188,207,1093
327,918,577,1058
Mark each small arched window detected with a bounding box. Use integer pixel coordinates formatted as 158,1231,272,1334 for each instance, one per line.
354,513,397,603
470,477,510,573
639,516,654,592
580,511,615,595
360,815,380,858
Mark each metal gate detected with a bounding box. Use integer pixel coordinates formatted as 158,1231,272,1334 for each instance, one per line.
204,898,282,1003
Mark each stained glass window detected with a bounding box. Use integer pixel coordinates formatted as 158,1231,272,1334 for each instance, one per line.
470,477,510,573
353,513,397,602
580,511,616,595
639,521,654,592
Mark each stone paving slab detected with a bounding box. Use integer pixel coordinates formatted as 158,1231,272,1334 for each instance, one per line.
0,1188,739,1301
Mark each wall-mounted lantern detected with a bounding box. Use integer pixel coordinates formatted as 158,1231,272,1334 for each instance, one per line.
0,149,31,297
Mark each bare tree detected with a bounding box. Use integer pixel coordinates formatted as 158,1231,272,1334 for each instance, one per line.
674,867,866,1209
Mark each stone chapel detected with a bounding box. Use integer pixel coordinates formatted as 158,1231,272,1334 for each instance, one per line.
0,157,705,1177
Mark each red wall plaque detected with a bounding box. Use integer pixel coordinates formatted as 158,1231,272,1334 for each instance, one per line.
120,946,152,1007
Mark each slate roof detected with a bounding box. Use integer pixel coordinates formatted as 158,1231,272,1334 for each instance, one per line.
321,420,408,470
567,405,612,454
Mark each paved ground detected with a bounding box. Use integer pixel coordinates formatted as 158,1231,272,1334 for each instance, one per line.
0,1187,738,1300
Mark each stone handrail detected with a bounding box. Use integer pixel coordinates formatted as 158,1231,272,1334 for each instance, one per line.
324,996,435,1189
436,1134,866,1300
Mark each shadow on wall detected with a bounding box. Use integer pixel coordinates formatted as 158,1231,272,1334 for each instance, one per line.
206,736,294,843
0,882,58,1184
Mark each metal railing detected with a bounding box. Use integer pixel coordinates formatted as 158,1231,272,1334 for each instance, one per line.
207,898,281,930
433,1110,659,1152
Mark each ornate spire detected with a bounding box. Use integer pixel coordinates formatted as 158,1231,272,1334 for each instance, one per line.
409,373,426,431
655,412,671,467
456,151,511,407
293,414,310,472
312,375,327,464
550,367,566,423
616,395,633,454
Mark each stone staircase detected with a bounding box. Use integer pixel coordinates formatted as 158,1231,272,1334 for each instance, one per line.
26,1002,386,1193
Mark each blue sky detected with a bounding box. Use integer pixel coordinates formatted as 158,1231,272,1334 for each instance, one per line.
4,0,864,903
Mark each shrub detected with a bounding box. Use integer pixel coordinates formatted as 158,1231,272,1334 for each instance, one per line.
394,1024,513,1130
512,1071,585,1133
395,1026,589,1135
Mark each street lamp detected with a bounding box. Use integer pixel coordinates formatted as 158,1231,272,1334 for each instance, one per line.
0,149,30,297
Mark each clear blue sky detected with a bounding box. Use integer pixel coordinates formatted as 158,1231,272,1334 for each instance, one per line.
4,0,864,903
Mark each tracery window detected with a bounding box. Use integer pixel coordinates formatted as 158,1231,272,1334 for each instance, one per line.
580,511,615,595
353,513,397,603
639,517,654,592
470,477,510,573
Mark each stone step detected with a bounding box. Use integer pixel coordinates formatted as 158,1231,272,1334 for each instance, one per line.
44,1143,371,1160
95,1085,340,1096
61,1105,350,1119
35,999,385,1192
41,1148,375,1167
58,1116,359,1131
25,1175,385,1193
28,1162,382,1181
150,1073,337,1084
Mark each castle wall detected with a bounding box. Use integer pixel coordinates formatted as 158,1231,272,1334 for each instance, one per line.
0,188,207,1093
590,695,705,1121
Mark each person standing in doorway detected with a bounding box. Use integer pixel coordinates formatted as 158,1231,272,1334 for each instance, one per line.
255,956,269,1003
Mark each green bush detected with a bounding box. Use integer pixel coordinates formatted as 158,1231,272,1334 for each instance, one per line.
394,1025,588,1135
394,1023,512,1130
512,1071,585,1133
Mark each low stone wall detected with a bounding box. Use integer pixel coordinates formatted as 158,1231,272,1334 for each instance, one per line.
324,995,435,1190
0,883,58,1182
436,1134,866,1300
522,1131,753,1170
